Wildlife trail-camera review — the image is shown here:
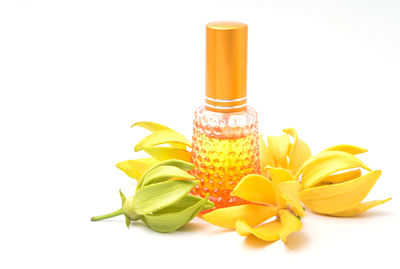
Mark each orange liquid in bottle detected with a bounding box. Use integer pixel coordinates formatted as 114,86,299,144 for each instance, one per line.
191,106,260,209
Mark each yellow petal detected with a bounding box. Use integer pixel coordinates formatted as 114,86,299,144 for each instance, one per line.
279,209,302,243
231,174,276,205
235,219,281,241
268,167,295,183
267,134,290,168
202,204,278,229
328,198,391,217
116,158,159,180
143,146,191,162
259,135,276,175
323,144,368,155
278,181,305,217
134,130,191,152
300,170,382,214
235,219,253,236
319,169,362,185
283,128,312,175
298,151,371,188
132,121,188,149
131,121,173,132
268,167,295,208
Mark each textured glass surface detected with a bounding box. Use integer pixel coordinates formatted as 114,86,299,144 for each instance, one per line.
191,106,260,208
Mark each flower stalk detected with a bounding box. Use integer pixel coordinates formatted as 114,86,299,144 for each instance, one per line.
91,208,123,221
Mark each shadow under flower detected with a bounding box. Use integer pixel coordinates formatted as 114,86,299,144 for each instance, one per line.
285,232,310,250
243,235,275,249
241,231,310,249
177,222,209,232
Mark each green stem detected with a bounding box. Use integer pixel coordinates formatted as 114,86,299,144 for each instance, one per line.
91,208,123,221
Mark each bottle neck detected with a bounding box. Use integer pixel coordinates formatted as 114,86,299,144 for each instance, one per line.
205,96,247,113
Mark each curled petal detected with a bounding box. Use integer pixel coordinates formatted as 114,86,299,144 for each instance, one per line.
268,167,295,183
143,146,191,162
232,174,276,205
131,121,173,132
235,219,252,236
268,167,295,208
267,134,290,168
298,151,371,188
132,121,188,149
283,128,312,175
135,130,191,151
142,159,194,172
319,169,362,185
202,204,278,229
278,181,305,217
141,194,213,233
328,198,391,217
259,135,276,175
133,180,198,215
300,170,382,214
116,158,159,180
136,159,194,189
236,219,281,241
323,144,368,155
279,209,302,243
140,165,195,187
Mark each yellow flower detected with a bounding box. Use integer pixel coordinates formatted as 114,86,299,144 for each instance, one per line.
116,122,192,180
260,129,391,218
259,128,311,177
202,168,304,243
297,145,391,217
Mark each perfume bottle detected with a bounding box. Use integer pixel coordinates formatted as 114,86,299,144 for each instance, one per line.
191,22,260,208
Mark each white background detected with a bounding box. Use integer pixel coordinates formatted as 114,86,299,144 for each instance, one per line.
1,0,399,268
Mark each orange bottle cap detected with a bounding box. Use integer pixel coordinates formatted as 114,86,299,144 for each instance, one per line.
206,21,248,113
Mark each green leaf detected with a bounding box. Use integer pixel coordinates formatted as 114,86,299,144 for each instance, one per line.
142,194,213,233
153,194,214,214
119,189,126,203
133,180,198,215
119,190,131,228
136,159,194,189
122,196,140,221
141,166,195,187
150,159,194,171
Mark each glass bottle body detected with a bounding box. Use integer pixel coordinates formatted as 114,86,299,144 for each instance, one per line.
191,106,260,208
